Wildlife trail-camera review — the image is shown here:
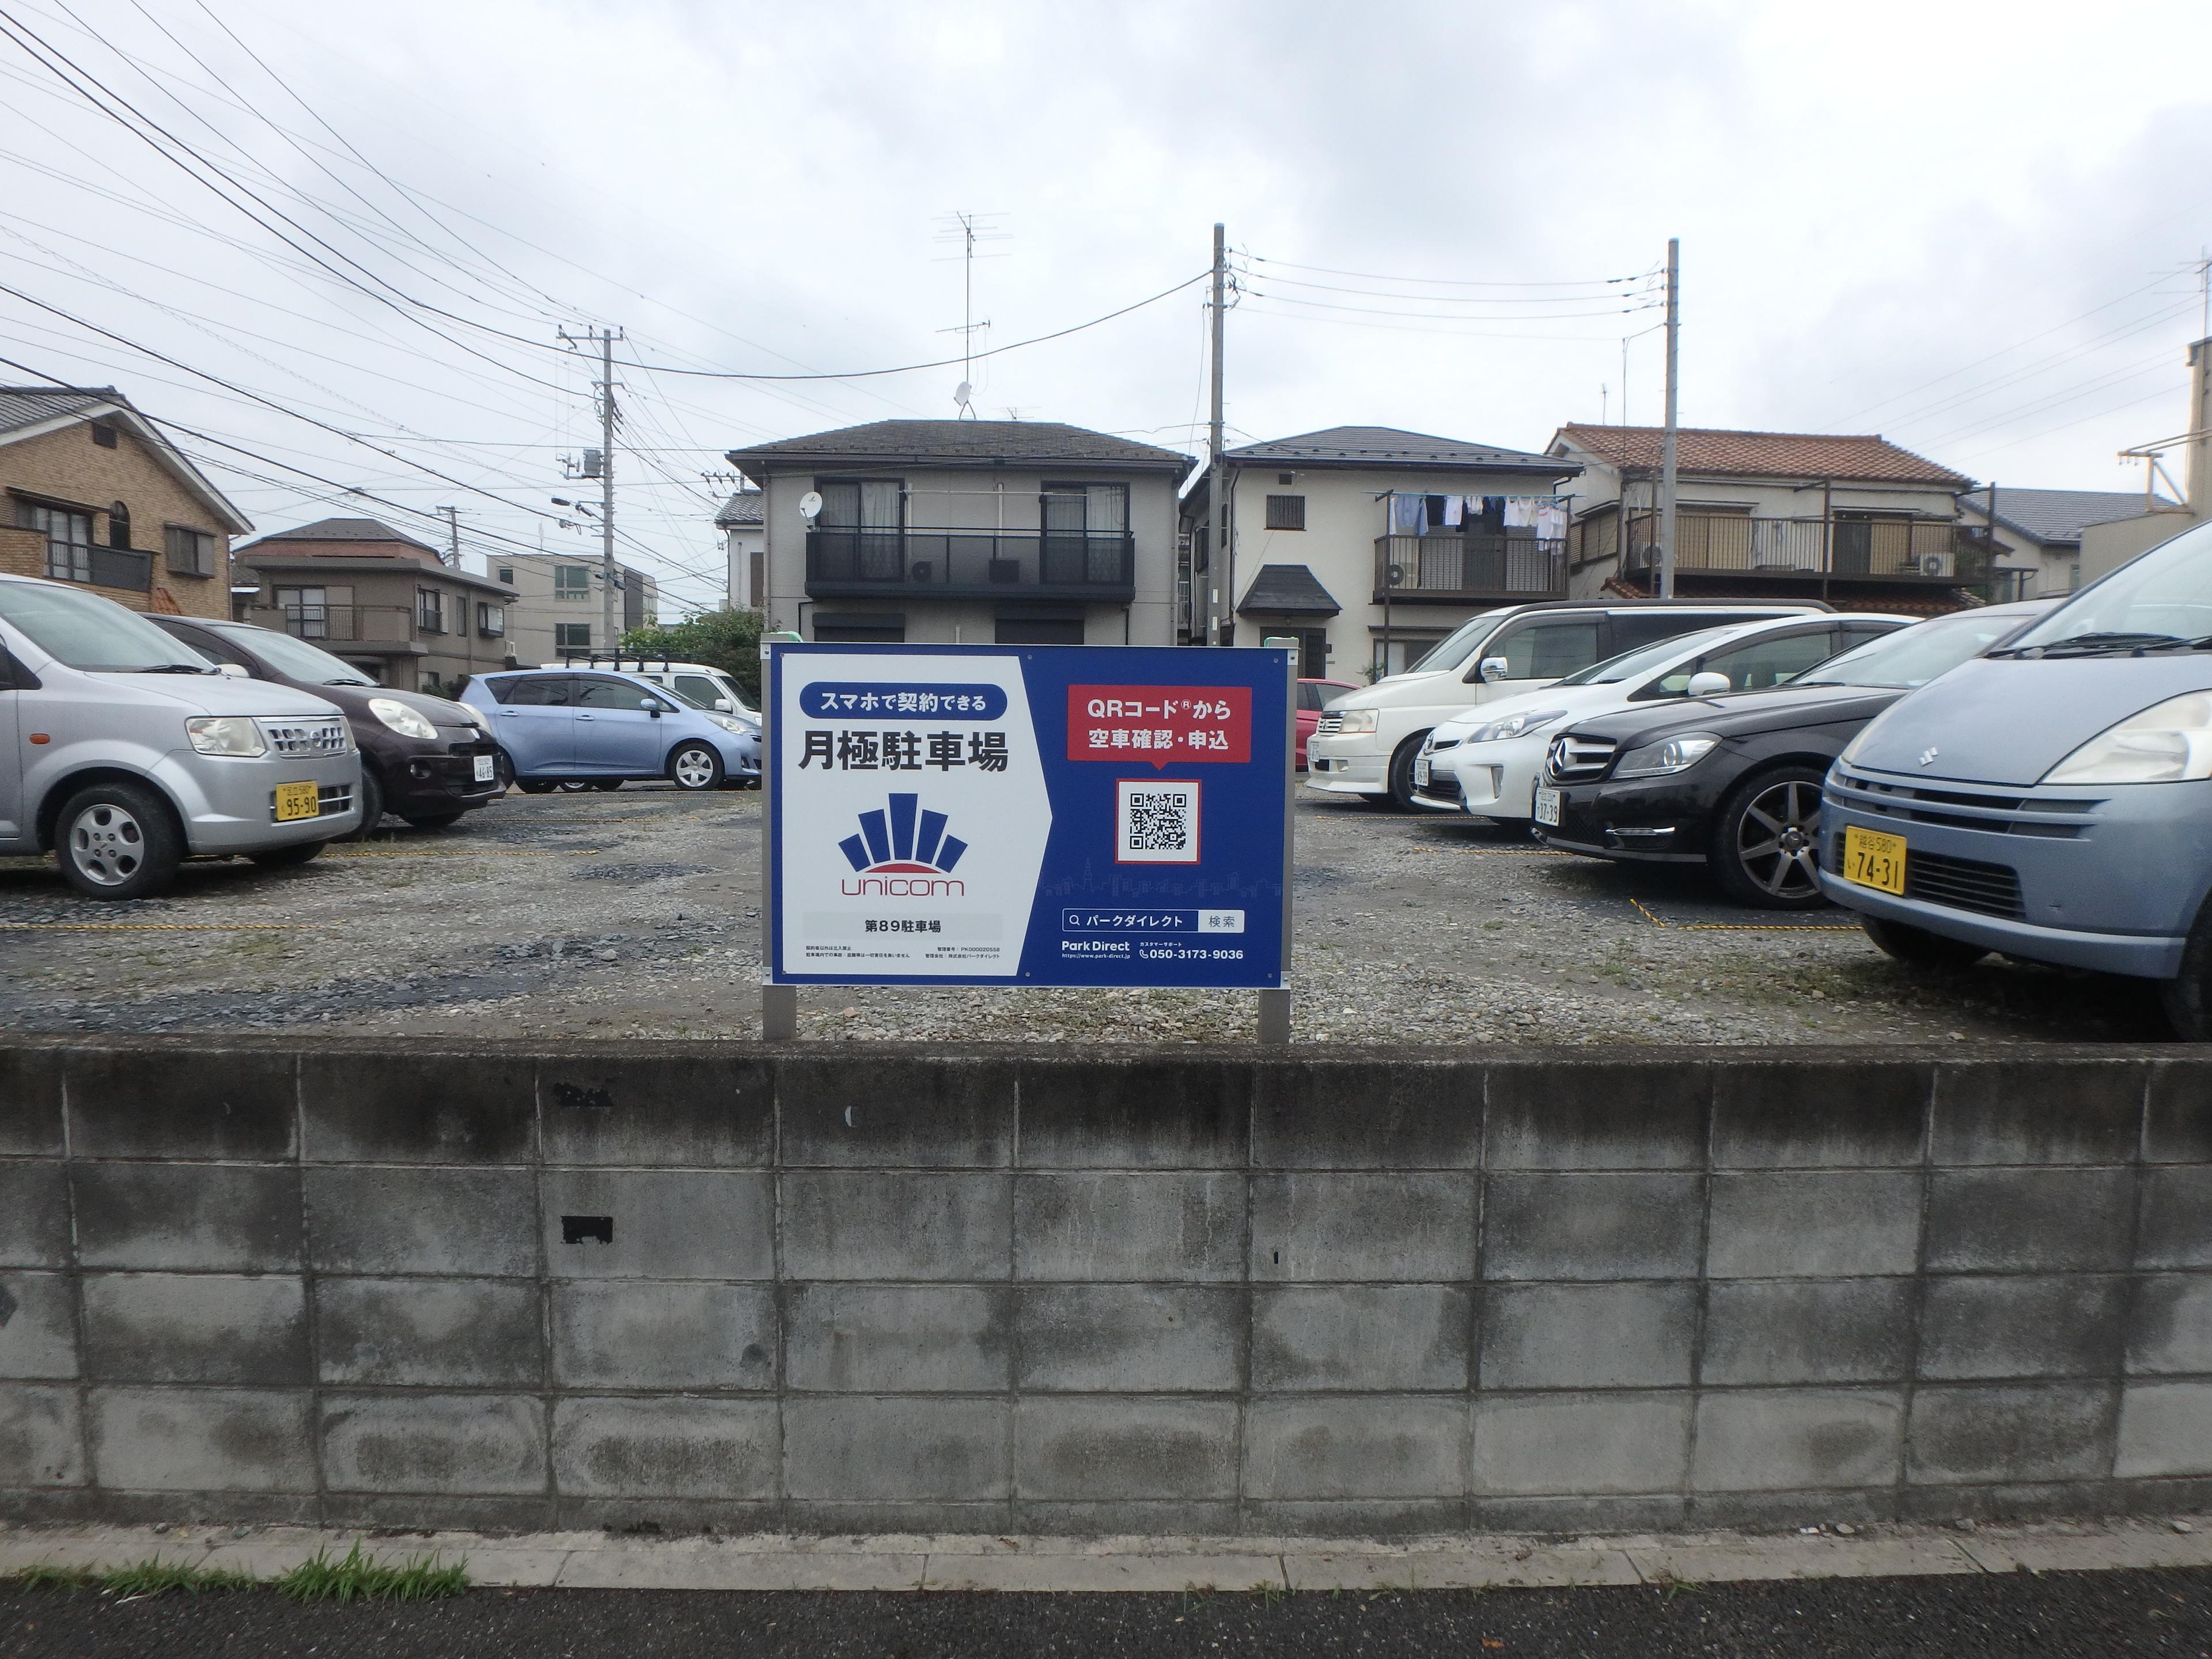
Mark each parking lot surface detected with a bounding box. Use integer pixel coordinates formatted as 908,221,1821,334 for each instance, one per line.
0,785,2172,1046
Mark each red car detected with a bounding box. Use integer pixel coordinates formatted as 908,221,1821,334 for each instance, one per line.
1297,677,1361,771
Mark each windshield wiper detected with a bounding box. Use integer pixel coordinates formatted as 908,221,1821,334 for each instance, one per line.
1991,630,2191,660
324,677,375,686
127,663,215,675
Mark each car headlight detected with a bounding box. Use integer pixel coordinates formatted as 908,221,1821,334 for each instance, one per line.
1332,708,1379,734
1468,709,1567,744
369,698,439,740
184,715,266,757
1614,733,1721,779
2045,692,2212,783
706,713,752,736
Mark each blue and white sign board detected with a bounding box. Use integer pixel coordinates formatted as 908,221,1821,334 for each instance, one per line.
766,643,1292,988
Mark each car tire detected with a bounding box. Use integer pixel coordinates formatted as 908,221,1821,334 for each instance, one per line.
1384,733,1431,812
1861,914,1990,971
1709,764,1830,910
590,780,624,793
402,812,464,831
54,779,184,901
248,839,327,869
2160,901,2212,1039
668,742,724,791
556,780,593,793
516,779,555,794
343,765,385,841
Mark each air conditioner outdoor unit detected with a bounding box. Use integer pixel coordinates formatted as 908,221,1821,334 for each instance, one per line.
1920,554,1949,577
910,561,934,582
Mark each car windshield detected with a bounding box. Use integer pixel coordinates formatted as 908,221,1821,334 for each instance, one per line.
1798,609,2024,689
0,580,217,673
207,624,376,685
1999,520,2212,656
1406,614,1505,673
1556,625,1741,687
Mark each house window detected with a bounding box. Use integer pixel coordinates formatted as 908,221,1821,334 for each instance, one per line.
274,585,327,638
554,565,591,601
107,501,132,549
555,622,592,652
496,566,513,585
478,603,505,637
1265,494,1306,531
164,525,215,577
90,421,116,449
1040,482,1130,584
18,501,94,584
416,588,445,632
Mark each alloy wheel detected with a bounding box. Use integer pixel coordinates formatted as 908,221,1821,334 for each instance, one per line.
69,802,146,888
673,747,718,789
1735,778,1823,901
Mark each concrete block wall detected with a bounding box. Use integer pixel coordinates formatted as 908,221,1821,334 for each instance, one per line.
2,1040,2209,1536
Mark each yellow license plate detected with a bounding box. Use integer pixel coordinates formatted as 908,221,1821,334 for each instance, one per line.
272,781,323,823
1842,825,1908,895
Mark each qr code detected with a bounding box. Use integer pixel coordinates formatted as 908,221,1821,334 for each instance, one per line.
1116,779,1200,864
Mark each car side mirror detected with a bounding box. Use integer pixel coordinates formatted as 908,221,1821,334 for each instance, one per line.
714,698,733,712
216,662,251,679
1686,671,1732,698
1478,655,1510,684
645,700,666,716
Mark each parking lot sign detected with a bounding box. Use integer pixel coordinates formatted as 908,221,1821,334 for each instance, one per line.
765,643,1292,990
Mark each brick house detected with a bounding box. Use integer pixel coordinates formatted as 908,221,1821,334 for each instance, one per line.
0,385,250,619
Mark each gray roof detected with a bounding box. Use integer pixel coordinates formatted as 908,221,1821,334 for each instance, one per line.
0,385,116,436
727,419,1196,477
1236,563,1342,618
1225,425,1577,475
1964,486,2183,547
715,488,764,528
236,517,442,557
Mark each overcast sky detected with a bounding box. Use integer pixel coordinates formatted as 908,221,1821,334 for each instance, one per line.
3,0,2210,611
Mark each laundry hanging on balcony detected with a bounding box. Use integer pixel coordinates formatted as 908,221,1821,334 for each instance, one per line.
1439,495,1464,528
1389,493,1428,535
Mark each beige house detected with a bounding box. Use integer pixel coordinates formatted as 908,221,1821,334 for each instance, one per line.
726,421,1194,646
231,518,520,694
0,385,249,619
2077,335,2212,585
1952,486,2186,601
1180,426,1582,676
484,550,660,664
718,486,764,611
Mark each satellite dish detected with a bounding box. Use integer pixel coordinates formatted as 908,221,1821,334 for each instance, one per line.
954,381,973,408
799,491,824,521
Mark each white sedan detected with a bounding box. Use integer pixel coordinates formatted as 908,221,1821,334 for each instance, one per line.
1412,611,1911,822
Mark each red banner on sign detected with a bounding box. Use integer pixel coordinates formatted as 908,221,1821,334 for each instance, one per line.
1067,685,1252,768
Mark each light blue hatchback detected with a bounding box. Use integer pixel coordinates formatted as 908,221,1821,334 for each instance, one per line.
460,668,760,793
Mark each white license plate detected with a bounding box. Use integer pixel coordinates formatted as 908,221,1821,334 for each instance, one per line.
1534,787,1562,827
1412,757,1431,787
472,755,495,783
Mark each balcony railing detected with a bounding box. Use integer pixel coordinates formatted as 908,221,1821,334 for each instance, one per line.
244,603,421,647
805,529,1135,601
1373,533,1567,603
1623,514,1992,585
44,546,153,593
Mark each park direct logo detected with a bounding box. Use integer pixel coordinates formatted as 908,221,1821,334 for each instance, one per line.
838,793,968,896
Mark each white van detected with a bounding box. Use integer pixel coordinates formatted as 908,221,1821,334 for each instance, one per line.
0,573,362,899
1304,600,1831,809
542,654,756,721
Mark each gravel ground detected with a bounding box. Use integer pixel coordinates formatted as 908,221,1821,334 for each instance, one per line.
0,784,2172,1046
7,1568,2212,1658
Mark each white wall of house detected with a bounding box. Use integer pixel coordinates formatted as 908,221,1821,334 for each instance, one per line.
490,550,654,662
725,525,765,610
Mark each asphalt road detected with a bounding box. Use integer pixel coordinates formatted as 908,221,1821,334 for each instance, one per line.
8,1569,2212,1657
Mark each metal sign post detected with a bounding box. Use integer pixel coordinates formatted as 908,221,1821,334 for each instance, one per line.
762,641,1295,1042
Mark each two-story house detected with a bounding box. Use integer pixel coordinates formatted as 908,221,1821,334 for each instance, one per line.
724,421,1195,646
230,517,520,694
1550,425,1985,611
718,484,765,611
1,385,250,619
1180,426,1583,677
484,550,660,664
1952,486,2188,603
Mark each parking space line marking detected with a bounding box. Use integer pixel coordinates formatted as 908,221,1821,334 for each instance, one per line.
1410,846,1574,857
0,921,346,932
1628,895,1857,933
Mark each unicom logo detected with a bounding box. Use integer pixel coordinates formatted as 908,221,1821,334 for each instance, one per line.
839,793,968,896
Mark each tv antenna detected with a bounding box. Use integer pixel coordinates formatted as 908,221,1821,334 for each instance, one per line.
935,210,1009,418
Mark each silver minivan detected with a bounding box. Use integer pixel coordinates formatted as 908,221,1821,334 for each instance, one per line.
1821,518,2212,1035
0,573,362,900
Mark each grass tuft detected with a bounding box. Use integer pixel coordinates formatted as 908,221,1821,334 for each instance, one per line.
102,1557,258,1597
276,1543,468,1604
10,1563,99,1591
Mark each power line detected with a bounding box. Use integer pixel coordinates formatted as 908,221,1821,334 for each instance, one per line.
1244,251,1658,289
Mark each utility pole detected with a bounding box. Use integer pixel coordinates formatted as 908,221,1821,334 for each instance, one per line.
559,325,624,651
1658,237,1680,599
1208,222,1228,645
435,505,460,569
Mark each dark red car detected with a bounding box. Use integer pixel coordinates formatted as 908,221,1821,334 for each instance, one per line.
1297,677,1360,771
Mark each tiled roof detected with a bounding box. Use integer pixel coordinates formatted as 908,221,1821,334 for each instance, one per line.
1555,425,1969,487
1963,486,2182,547
1227,425,1573,473
728,420,1195,475
1236,563,1342,617
0,385,116,435
715,488,764,528
236,517,442,558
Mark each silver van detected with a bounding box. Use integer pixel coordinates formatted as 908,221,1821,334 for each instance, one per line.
1820,519,2212,1034
0,573,362,900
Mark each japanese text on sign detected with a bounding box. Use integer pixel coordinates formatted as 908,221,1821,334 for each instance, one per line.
800,683,1008,720
799,730,1010,772
1066,684,1251,766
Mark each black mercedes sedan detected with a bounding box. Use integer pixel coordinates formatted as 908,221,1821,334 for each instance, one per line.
1533,599,2055,908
